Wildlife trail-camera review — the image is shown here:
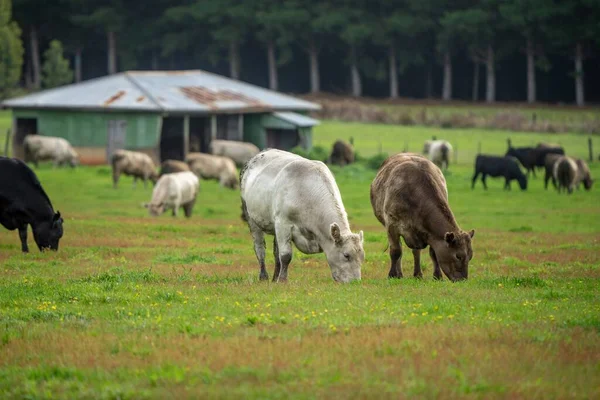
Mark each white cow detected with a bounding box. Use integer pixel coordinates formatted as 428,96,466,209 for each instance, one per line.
241,149,364,283
209,140,260,167
423,139,453,171
186,152,239,189
111,149,158,188
23,135,79,168
144,171,199,217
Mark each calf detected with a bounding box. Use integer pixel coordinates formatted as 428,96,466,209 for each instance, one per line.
144,171,199,217
186,152,239,189
553,156,578,194
241,149,364,283
159,160,190,177
329,140,355,167
472,155,527,191
0,157,64,252
423,140,452,171
209,140,260,167
371,153,474,282
24,135,79,168
111,149,158,188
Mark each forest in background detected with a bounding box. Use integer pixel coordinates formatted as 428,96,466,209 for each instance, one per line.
2,0,600,104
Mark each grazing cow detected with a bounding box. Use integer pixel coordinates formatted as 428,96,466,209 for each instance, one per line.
186,152,239,189
370,153,474,282
472,155,527,190
241,149,364,283
209,140,260,167
553,156,578,194
0,157,64,252
329,140,355,166
505,146,536,177
144,171,199,217
23,135,79,168
111,149,158,189
543,153,562,189
159,160,190,177
574,159,593,191
423,140,452,171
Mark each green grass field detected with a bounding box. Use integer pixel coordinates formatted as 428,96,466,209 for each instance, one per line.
1,117,600,398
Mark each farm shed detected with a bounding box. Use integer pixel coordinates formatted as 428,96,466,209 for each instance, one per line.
1,70,321,164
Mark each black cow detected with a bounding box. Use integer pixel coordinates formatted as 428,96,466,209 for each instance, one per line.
472,155,528,191
531,145,565,172
0,157,64,252
505,147,536,177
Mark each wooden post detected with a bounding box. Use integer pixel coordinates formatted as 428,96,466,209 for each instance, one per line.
238,114,244,141
432,135,437,140
477,141,481,155
589,138,593,162
183,115,190,159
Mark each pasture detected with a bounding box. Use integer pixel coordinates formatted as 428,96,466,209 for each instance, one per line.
1,120,599,399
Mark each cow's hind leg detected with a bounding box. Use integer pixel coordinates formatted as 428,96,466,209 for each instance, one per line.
248,223,268,281
412,249,423,278
471,171,480,189
387,225,403,278
18,225,29,253
481,174,488,190
430,247,442,280
274,224,293,282
113,169,120,188
183,198,195,218
272,236,281,282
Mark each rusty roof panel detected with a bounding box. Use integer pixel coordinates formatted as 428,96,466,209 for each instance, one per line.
2,70,321,113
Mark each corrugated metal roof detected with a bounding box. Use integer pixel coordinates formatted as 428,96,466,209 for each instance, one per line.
2,70,321,113
272,111,320,127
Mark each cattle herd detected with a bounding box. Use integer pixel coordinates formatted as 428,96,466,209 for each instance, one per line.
0,132,594,283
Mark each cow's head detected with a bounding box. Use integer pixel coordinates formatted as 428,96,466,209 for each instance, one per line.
432,229,475,282
33,211,64,251
143,202,164,216
326,223,364,283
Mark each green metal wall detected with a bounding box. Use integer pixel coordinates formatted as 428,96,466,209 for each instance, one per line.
13,109,161,148
243,114,266,149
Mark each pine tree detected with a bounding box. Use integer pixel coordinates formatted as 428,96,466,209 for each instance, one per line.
0,0,24,99
41,40,73,89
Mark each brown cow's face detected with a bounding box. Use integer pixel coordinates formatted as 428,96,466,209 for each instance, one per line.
434,230,475,282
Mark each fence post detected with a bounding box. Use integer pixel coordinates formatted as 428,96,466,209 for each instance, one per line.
4,129,10,157
432,135,437,140
507,138,512,149
477,141,481,155
588,138,593,162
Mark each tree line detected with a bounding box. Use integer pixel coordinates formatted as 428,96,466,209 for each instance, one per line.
2,0,600,105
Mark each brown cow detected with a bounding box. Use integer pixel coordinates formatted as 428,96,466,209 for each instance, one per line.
574,158,593,191
543,153,562,190
159,160,190,177
329,140,355,167
370,153,475,281
111,149,158,188
186,152,239,189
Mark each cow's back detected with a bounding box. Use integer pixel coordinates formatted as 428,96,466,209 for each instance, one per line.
371,153,449,230
0,157,53,215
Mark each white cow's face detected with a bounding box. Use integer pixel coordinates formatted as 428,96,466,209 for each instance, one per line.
145,203,165,216
327,223,364,283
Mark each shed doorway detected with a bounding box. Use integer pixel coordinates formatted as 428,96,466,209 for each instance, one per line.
159,117,185,161
12,118,38,160
189,117,210,153
266,128,300,150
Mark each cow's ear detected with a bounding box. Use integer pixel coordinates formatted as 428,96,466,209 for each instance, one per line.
358,230,364,244
53,211,62,223
468,229,475,239
444,232,456,244
330,223,342,245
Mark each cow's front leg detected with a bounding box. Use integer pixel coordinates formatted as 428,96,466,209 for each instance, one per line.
272,236,281,282
430,247,442,280
275,224,293,283
18,225,29,253
412,249,423,278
